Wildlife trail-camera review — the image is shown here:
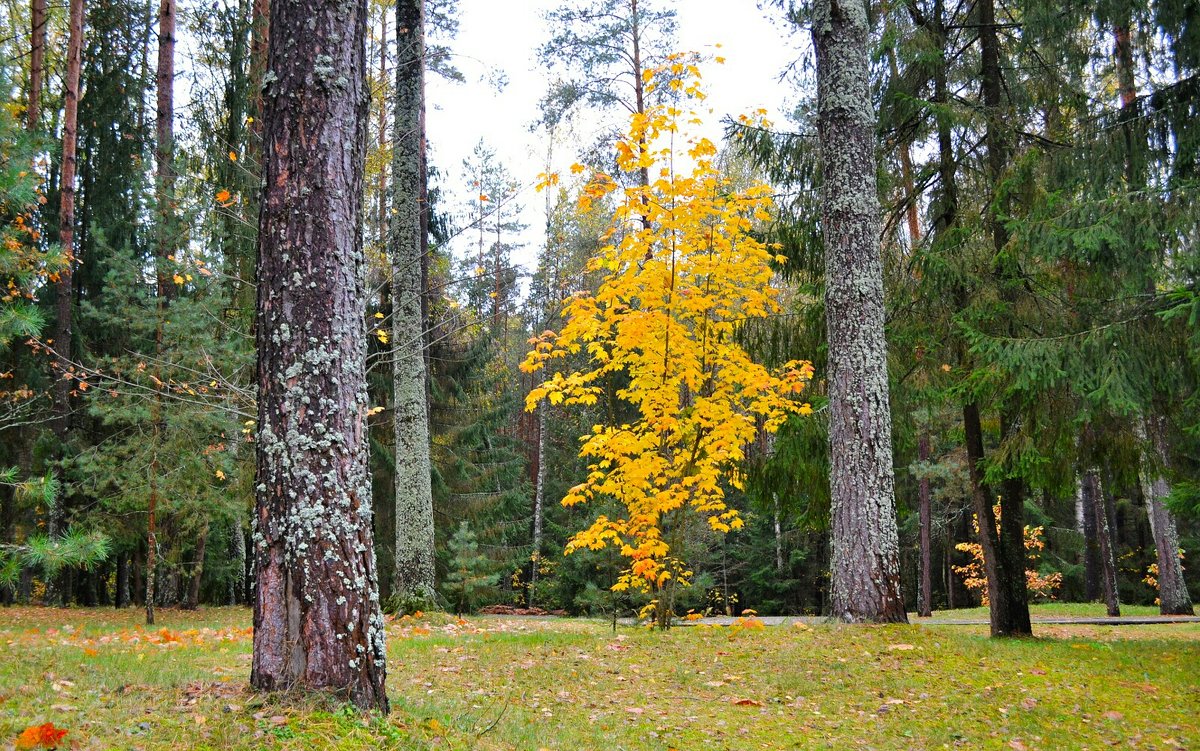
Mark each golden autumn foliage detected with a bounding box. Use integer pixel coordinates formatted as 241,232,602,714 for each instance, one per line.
523,58,812,597
955,505,1062,604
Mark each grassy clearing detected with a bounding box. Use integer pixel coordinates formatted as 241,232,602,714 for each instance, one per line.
0,606,1196,750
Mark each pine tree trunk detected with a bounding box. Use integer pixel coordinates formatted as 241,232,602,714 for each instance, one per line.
813,0,906,624
917,433,933,617
46,0,85,608
155,0,176,302
1082,470,1120,616
27,0,48,129
250,0,389,710
390,0,436,605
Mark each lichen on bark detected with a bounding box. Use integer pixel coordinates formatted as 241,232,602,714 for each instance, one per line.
250,0,388,711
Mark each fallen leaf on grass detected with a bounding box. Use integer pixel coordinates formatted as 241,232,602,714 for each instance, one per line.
14,722,67,750
1101,711,1123,721
731,699,762,707
886,643,915,651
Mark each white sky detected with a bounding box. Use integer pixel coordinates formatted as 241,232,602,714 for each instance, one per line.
425,0,809,285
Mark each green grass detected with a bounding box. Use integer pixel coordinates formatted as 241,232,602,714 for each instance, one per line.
0,606,1196,750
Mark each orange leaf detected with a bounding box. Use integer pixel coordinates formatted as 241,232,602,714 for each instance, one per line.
15,722,68,749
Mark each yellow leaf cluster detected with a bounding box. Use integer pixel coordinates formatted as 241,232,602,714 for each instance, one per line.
524,61,813,595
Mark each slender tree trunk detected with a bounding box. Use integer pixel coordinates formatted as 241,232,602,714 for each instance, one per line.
390,0,436,605
917,434,933,616
1140,418,1194,614
1078,472,1102,599
27,0,48,129
46,0,85,608
1112,21,1194,618
813,0,906,624
962,404,1031,635
1081,470,1120,616
184,518,209,609
529,398,547,607
146,448,158,624
377,9,388,249
974,0,1032,637
229,518,246,604
156,0,176,299
115,552,130,608
250,0,389,710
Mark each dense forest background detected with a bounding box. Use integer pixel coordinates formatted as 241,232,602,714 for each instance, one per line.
1,0,1198,620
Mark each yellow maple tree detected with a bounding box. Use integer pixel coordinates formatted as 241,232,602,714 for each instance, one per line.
523,57,812,627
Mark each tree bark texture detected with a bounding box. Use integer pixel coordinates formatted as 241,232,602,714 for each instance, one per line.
529,398,547,606
1141,418,1194,615
974,0,1032,637
1081,470,1120,616
184,518,209,610
1078,473,1101,600
390,0,436,604
251,0,388,710
27,0,48,129
155,0,177,296
917,433,933,617
813,0,907,624
962,404,1031,636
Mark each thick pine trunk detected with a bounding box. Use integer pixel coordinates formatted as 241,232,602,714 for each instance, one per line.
813,0,906,624
390,0,436,605
251,0,388,710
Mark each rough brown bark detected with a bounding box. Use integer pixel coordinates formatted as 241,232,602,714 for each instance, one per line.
813,0,907,624
251,0,388,710
27,0,48,130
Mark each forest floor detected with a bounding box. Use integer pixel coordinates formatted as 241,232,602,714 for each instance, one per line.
0,604,1196,750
